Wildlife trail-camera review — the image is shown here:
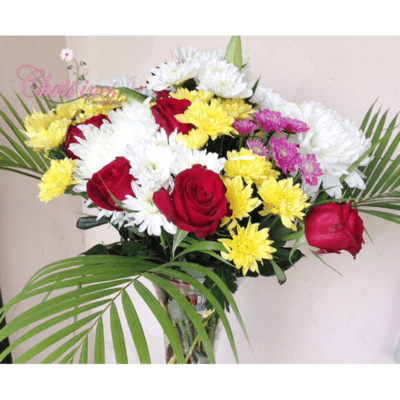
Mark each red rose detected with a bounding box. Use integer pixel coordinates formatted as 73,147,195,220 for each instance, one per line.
153,164,231,238
64,114,110,159
305,202,364,258
87,157,135,212
155,90,173,99
151,97,194,136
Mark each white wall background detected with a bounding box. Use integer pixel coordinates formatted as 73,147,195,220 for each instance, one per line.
1,36,400,363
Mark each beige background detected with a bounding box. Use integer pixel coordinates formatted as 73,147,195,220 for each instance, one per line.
1,36,400,363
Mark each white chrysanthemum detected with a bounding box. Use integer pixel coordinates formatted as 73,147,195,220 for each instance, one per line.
171,146,226,176
292,101,372,198
82,199,126,229
101,75,136,90
123,183,177,236
152,128,188,156
172,46,205,62
147,61,200,91
124,138,174,189
196,59,252,99
251,84,303,120
97,208,126,229
173,46,226,63
71,99,158,192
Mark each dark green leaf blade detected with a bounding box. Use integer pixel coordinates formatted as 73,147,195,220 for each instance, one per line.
121,291,151,364
110,303,128,364
79,336,89,364
94,317,105,364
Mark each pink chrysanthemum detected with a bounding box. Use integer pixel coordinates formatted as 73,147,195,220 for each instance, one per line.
233,119,259,135
298,154,323,186
270,136,302,174
253,109,287,134
247,139,270,159
283,117,309,133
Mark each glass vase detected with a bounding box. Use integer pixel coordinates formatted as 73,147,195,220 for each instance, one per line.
153,273,222,364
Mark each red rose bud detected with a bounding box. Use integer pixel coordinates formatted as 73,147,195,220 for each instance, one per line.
305,202,364,258
64,114,110,159
87,157,135,212
151,97,194,136
153,164,231,238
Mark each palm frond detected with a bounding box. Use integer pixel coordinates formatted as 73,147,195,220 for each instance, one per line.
340,103,400,225
0,93,51,177
0,253,246,364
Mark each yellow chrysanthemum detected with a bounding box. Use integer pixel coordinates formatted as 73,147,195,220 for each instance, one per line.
176,129,209,150
175,98,234,140
24,111,70,154
224,148,280,187
221,176,262,229
170,88,213,103
55,101,81,120
217,98,255,121
38,158,79,203
219,221,276,276
258,177,310,230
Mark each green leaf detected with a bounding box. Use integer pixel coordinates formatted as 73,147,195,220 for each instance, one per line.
14,91,31,115
34,94,47,114
248,242,304,279
14,313,100,364
281,229,305,242
0,108,47,172
112,87,148,104
0,289,119,343
203,265,238,311
0,126,38,171
0,300,108,363
94,317,105,364
79,336,88,364
172,228,189,258
225,36,243,71
364,107,381,139
41,330,89,364
0,92,26,129
340,138,382,184
81,243,110,256
0,166,41,180
363,112,399,195
358,209,400,224
121,291,151,364
43,95,57,112
133,280,185,364
76,216,109,230
375,154,400,194
174,241,226,260
270,259,286,285
0,145,29,167
360,98,378,132
357,201,400,211
110,303,128,364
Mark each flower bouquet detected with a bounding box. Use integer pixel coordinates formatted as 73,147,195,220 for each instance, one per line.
0,36,399,364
